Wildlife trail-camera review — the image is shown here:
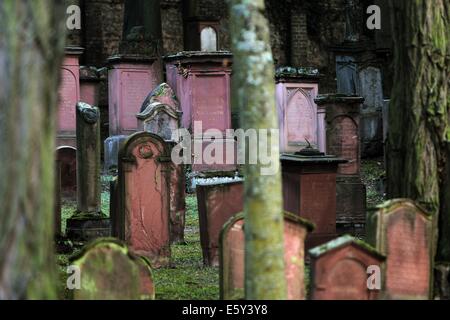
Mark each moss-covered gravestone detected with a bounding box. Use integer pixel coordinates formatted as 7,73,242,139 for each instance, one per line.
309,235,385,300
67,102,110,241
366,199,433,300
70,238,155,300
219,212,314,300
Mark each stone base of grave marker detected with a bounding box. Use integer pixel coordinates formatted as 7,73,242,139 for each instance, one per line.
281,147,346,250
196,178,244,267
70,238,155,300
66,217,111,242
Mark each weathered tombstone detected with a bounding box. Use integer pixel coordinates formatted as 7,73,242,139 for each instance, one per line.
56,146,77,200
70,238,155,300
366,199,433,300
357,66,384,157
315,94,367,230
114,132,171,267
196,178,244,266
164,51,236,173
66,102,110,241
281,145,347,249
309,235,385,300
220,212,315,300
275,67,325,153
104,135,128,172
136,83,182,140
57,46,83,148
185,20,221,52
137,83,186,244
336,55,358,95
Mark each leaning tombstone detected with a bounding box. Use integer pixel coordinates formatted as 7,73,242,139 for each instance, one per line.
309,235,385,300
366,199,433,300
137,83,186,244
66,102,110,241
113,132,171,267
70,238,155,300
220,212,314,300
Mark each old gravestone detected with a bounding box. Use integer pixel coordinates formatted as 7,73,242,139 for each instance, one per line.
164,51,236,173
56,146,77,200
70,238,155,300
275,67,325,153
113,132,171,267
196,178,244,267
309,235,385,300
137,83,186,244
315,94,367,231
366,199,433,299
220,212,314,300
57,47,83,148
67,102,110,241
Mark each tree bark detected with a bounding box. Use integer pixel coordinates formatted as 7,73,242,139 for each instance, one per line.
0,0,66,299
229,0,286,299
386,0,449,297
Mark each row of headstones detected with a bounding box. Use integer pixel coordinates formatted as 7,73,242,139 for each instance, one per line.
69,198,431,300
220,199,433,300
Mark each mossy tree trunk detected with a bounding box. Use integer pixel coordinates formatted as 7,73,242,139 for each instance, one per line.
386,0,449,298
0,0,66,299
229,0,286,299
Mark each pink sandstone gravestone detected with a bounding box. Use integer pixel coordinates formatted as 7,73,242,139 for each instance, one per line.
164,51,236,173
108,55,163,136
136,83,186,244
309,235,385,300
57,47,83,148
80,66,100,107
220,212,314,300
196,178,244,266
366,199,433,300
115,132,171,267
275,67,325,153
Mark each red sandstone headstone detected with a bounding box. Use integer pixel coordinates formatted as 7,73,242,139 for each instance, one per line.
71,238,155,300
220,212,314,300
366,199,433,300
108,55,163,136
136,83,186,244
57,47,83,148
115,132,171,267
56,146,77,200
196,179,244,266
281,148,346,249
309,235,385,300
275,68,325,153
165,51,235,173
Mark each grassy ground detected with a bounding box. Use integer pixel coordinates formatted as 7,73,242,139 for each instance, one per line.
57,159,385,300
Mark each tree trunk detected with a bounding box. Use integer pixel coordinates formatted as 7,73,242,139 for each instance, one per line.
229,0,286,299
0,0,66,299
386,0,449,298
